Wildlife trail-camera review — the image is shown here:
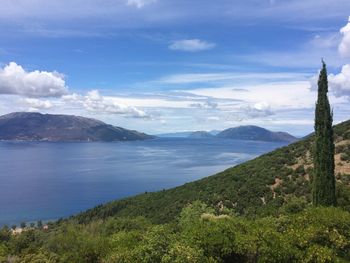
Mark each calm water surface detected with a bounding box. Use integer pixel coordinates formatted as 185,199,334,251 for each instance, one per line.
0,138,286,225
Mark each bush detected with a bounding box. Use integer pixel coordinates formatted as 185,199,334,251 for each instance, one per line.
340,153,350,162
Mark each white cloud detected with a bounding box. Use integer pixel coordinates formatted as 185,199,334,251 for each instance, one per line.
207,116,220,121
159,73,230,84
187,82,316,110
0,62,68,97
169,39,216,52
127,0,156,8
157,72,312,85
189,100,218,109
63,90,149,118
328,64,350,97
253,101,270,111
164,73,240,84
20,98,53,111
78,93,196,109
309,64,350,98
240,102,274,119
339,17,350,57
309,33,340,49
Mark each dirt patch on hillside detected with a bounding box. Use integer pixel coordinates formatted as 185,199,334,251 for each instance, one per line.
335,154,350,174
270,178,282,199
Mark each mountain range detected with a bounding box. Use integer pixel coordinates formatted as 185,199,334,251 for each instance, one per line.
217,125,298,142
185,126,298,142
0,112,297,143
0,112,153,142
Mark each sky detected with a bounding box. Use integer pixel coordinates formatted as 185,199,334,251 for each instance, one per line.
0,0,350,136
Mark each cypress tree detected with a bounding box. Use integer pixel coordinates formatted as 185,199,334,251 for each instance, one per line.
313,60,336,206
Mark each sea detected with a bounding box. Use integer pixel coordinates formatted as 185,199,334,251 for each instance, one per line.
0,137,286,226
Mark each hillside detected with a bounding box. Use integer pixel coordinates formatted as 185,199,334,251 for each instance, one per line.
73,120,350,224
217,125,298,143
188,131,214,138
0,112,153,142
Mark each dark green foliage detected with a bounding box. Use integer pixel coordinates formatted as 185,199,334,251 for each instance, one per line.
313,61,337,206
341,153,350,162
44,224,109,263
0,226,11,243
8,229,44,255
37,220,43,229
281,196,308,214
2,204,350,262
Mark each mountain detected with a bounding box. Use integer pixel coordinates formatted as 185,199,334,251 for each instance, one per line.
74,120,350,224
0,112,154,142
217,125,298,143
188,131,214,138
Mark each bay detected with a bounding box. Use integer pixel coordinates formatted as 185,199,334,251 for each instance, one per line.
0,138,286,226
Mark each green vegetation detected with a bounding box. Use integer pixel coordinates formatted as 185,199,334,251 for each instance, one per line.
1,203,350,262
313,61,336,207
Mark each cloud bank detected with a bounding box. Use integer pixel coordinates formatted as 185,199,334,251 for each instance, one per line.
63,90,149,118
329,64,350,97
240,102,274,119
189,100,218,109
21,98,54,111
0,62,68,97
339,17,350,57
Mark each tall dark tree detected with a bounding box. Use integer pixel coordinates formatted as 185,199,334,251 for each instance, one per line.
313,61,336,206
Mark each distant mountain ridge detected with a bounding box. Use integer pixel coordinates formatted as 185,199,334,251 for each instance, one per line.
168,126,297,142
0,112,153,142
217,125,298,143
188,131,214,138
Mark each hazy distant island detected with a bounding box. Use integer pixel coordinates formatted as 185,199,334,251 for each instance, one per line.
217,125,298,143
188,131,214,138
160,126,298,143
0,112,154,142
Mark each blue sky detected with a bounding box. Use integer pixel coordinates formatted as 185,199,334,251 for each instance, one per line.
0,0,350,135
